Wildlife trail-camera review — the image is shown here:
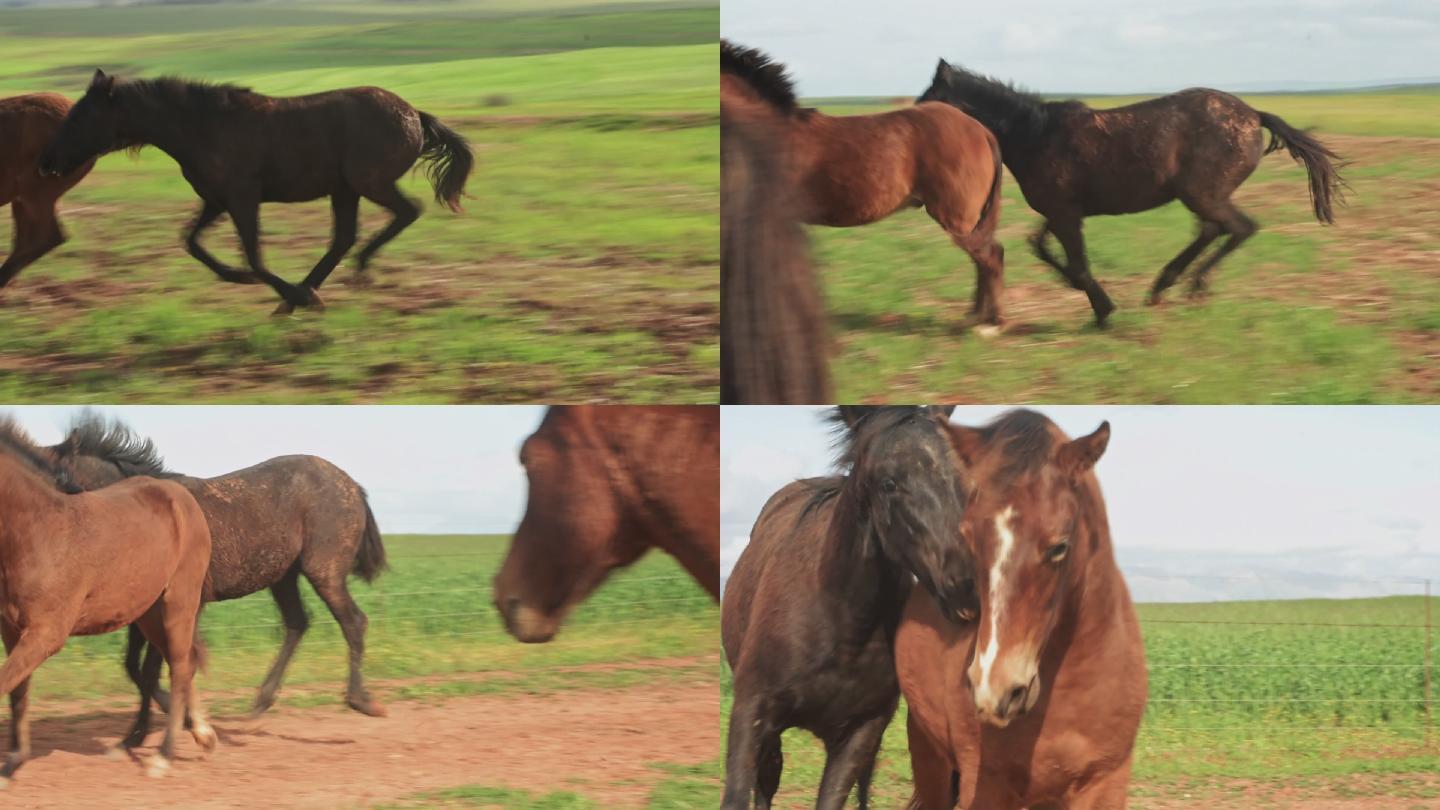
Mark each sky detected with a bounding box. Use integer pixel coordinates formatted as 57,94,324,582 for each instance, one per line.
721,406,1440,600
720,0,1440,97
1,406,545,535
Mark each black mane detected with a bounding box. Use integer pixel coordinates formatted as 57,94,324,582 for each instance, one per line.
55,410,172,478
721,40,801,115
116,76,256,114
925,62,1059,143
0,417,83,493
800,406,944,519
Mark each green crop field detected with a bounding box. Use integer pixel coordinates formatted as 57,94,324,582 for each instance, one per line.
801,92,1440,404
0,0,718,403
34,534,720,807
720,596,1440,808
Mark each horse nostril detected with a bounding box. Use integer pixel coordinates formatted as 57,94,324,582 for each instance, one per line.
999,683,1029,718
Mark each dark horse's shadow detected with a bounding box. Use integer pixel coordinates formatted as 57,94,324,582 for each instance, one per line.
830,309,1070,339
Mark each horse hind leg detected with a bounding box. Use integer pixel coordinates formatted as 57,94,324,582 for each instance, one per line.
351,181,420,282
1048,218,1117,326
251,569,309,717
953,232,1006,334
183,200,258,285
755,734,783,810
1149,217,1223,305
1186,202,1257,299
0,197,66,289
305,570,385,717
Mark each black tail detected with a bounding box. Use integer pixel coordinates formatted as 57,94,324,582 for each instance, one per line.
353,492,388,583
1258,110,1345,224
417,110,473,213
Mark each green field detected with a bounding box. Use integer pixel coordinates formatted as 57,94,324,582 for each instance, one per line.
0,1,718,403
721,596,1440,808
36,534,720,807
803,92,1440,404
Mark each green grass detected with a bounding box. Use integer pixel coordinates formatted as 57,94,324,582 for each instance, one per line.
721,596,1440,808
800,91,1440,404
0,1,718,403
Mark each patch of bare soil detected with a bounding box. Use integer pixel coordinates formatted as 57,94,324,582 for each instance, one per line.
1133,773,1440,809
0,679,719,809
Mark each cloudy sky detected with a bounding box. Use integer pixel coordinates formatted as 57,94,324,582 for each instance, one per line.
721,0,1440,96
722,406,1440,601
2,406,545,534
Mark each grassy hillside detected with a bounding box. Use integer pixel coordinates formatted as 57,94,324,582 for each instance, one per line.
0,1,719,402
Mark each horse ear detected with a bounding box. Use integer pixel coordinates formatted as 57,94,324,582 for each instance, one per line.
936,59,953,78
929,405,956,421
89,68,115,96
836,406,877,429
947,424,985,466
1056,421,1110,480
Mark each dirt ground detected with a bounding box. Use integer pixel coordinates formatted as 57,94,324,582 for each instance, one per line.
1132,773,1440,809
0,680,719,809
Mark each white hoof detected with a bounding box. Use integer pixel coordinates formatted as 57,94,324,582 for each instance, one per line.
0,775,10,791
974,324,1003,339
194,724,218,755
105,745,127,761
145,757,170,779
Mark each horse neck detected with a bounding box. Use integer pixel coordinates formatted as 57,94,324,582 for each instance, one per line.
818,489,911,636
118,100,200,164
1054,488,1131,660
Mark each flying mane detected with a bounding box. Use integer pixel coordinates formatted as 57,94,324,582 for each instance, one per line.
721,40,803,116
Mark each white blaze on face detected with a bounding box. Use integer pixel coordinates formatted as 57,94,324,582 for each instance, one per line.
972,505,1016,708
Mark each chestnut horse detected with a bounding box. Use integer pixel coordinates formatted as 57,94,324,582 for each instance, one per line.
44,414,389,741
896,410,1146,809
39,69,473,314
723,406,976,810
493,405,719,643
720,99,831,404
920,61,1345,324
722,42,1008,330
0,94,94,289
0,420,215,784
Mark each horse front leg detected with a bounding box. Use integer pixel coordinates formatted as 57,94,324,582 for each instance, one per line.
226,195,316,314
814,707,894,810
183,200,258,285
1029,221,1084,291
0,621,66,789
0,198,66,290
1049,218,1115,326
722,690,778,809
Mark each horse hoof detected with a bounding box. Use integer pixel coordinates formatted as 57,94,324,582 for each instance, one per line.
272,301,296,317
0,775,10,791
194,725,218,754
348,696,388,718
305,291,326,311
145,757,170,779
973,324,1003,339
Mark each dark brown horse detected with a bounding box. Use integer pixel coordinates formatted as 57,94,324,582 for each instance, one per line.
0,420,214,784
0,94,94,290
45,414,389,744
493,405,719,643
720,100,832,404
723,406,976,810
723,43,1008,331
38,69,473,314
920,62,1345,324
897,409,1146,809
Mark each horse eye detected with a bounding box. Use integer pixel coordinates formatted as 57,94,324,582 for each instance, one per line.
1047,540,1070,562
882,478,897,493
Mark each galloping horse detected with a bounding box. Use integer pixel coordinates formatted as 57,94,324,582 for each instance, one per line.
0,420,214,784
920,61,1345,324
493,405,719,643
0,94,94,290
39,69,473,314
721,98,831,404
723,407,976,810
897,409,1146,809
46,414,389,743
722,42,1008,331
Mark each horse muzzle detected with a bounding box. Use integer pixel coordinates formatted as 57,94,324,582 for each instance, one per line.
496,596,560,644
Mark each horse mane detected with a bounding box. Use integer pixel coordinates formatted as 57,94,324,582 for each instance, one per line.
721,40,803,116
116,76,257,114
795,407,940,520
977,408,1062,485
0,417,83,493
54,410,173,478
931,63,1058,143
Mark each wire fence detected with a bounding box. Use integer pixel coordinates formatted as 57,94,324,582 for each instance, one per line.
1131,574,1435,755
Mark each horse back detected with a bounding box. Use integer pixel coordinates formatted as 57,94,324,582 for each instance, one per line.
0,94,76,203
721,478,834,668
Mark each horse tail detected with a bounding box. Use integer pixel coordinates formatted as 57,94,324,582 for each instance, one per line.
352,490,389,583
720,107,832,404
903,794,926,810
971,134,1004,238
1257,110,1345,224
417,110,473,213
